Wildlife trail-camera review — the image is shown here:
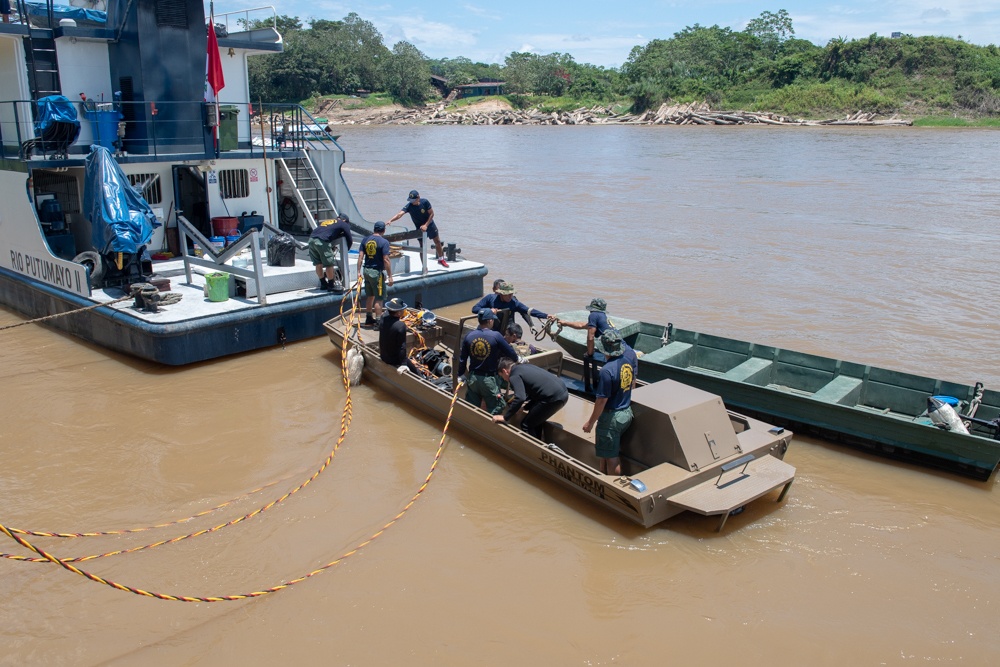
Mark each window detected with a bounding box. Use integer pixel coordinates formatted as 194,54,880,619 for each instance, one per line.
127,173,162,204
219,169,250,199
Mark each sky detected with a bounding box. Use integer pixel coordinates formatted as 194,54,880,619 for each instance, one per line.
212,1,1000,68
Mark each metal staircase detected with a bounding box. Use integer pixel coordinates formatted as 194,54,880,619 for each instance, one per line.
276,154,337,230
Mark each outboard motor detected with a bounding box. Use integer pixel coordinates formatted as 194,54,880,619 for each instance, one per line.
927,396,970,435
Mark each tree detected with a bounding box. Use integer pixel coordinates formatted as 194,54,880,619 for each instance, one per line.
503,52,539,94
382,42,432,104
745,9,795,44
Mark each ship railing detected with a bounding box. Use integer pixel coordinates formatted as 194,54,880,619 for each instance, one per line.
177,214,273,305
384,228,432,277
0,99,343,161
210,5,277,40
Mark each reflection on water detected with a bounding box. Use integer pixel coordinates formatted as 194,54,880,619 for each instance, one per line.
1,127,999,665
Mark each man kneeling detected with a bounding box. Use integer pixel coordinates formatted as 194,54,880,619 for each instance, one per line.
492,358,568,439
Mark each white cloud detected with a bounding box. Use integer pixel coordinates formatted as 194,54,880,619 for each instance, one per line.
920,8,951,20
379,15,478,52
463,4,503,21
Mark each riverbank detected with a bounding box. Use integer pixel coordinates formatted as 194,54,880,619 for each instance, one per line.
317,98,913,127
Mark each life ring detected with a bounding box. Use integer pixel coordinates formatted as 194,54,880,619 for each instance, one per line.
72,251,104,288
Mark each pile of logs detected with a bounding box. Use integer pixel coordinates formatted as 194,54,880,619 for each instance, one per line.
325,101,912,127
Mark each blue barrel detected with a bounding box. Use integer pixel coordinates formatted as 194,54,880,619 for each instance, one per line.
86,110,121,150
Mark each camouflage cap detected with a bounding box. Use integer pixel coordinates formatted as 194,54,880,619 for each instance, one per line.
586,298,607,312
600,329,624,358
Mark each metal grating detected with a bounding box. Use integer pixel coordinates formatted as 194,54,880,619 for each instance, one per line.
155,0,189,29
219,169,249,199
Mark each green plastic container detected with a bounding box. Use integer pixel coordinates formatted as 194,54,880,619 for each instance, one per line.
205,272,230,302
218,105,239,152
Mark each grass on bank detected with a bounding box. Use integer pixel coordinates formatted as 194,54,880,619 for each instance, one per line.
913,116,1000,127
302,92,397,111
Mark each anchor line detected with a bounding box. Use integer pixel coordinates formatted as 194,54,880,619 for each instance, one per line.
0,294,134,331
0,276,459,601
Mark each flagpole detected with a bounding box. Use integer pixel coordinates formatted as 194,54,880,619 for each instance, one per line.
212,1,218,158
259,99,273,228
207,1,223,158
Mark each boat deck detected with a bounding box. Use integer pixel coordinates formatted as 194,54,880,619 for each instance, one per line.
88,250,480,324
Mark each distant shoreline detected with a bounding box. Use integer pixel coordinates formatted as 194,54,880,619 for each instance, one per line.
317,99,913,128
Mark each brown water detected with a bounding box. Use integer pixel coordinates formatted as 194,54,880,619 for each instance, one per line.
2,126,999,665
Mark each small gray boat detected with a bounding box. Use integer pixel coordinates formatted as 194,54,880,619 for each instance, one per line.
324,312,795,530
553,312,1000,480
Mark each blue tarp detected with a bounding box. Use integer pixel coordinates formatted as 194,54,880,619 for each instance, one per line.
34,94,79,136
84,146,159,254
25,2,107,26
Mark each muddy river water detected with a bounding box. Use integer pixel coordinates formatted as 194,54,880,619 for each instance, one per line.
1,125,998,665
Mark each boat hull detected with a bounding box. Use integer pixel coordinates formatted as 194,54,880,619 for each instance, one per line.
1,265,486,365
325,314,795,528
554,314,1000,480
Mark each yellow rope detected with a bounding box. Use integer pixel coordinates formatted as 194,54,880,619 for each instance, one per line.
0,274,461,601
0,294,134,332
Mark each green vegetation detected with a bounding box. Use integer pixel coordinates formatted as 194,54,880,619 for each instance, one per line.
303,93,397,110
248,9,1000,121
913,116,1000,127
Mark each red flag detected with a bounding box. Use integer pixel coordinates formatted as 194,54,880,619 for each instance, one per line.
206,18,225,102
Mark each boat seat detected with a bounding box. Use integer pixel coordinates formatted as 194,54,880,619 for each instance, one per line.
640,341,692,365
813,375,864,405
721,357,772,384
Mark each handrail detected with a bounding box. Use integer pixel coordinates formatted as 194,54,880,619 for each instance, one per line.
275,157,317,229
209,5,277,36
0,99,342,161
295,107,342,146
177,214,270,305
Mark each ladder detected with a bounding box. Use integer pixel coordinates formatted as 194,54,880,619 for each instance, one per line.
24,31,61,99
20,2,61,100
277,154,336,230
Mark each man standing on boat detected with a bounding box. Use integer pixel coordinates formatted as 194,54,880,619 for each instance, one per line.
386,190,449,267
557,298,613,393
357,221,393,328
582,330,635,476
471,281,549,334
308,215,352,291
492,358,568,439
457,311,519,414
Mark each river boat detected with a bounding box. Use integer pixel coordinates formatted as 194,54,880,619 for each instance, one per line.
553,312,1000,480
0,1,484,365
323,312,795,530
